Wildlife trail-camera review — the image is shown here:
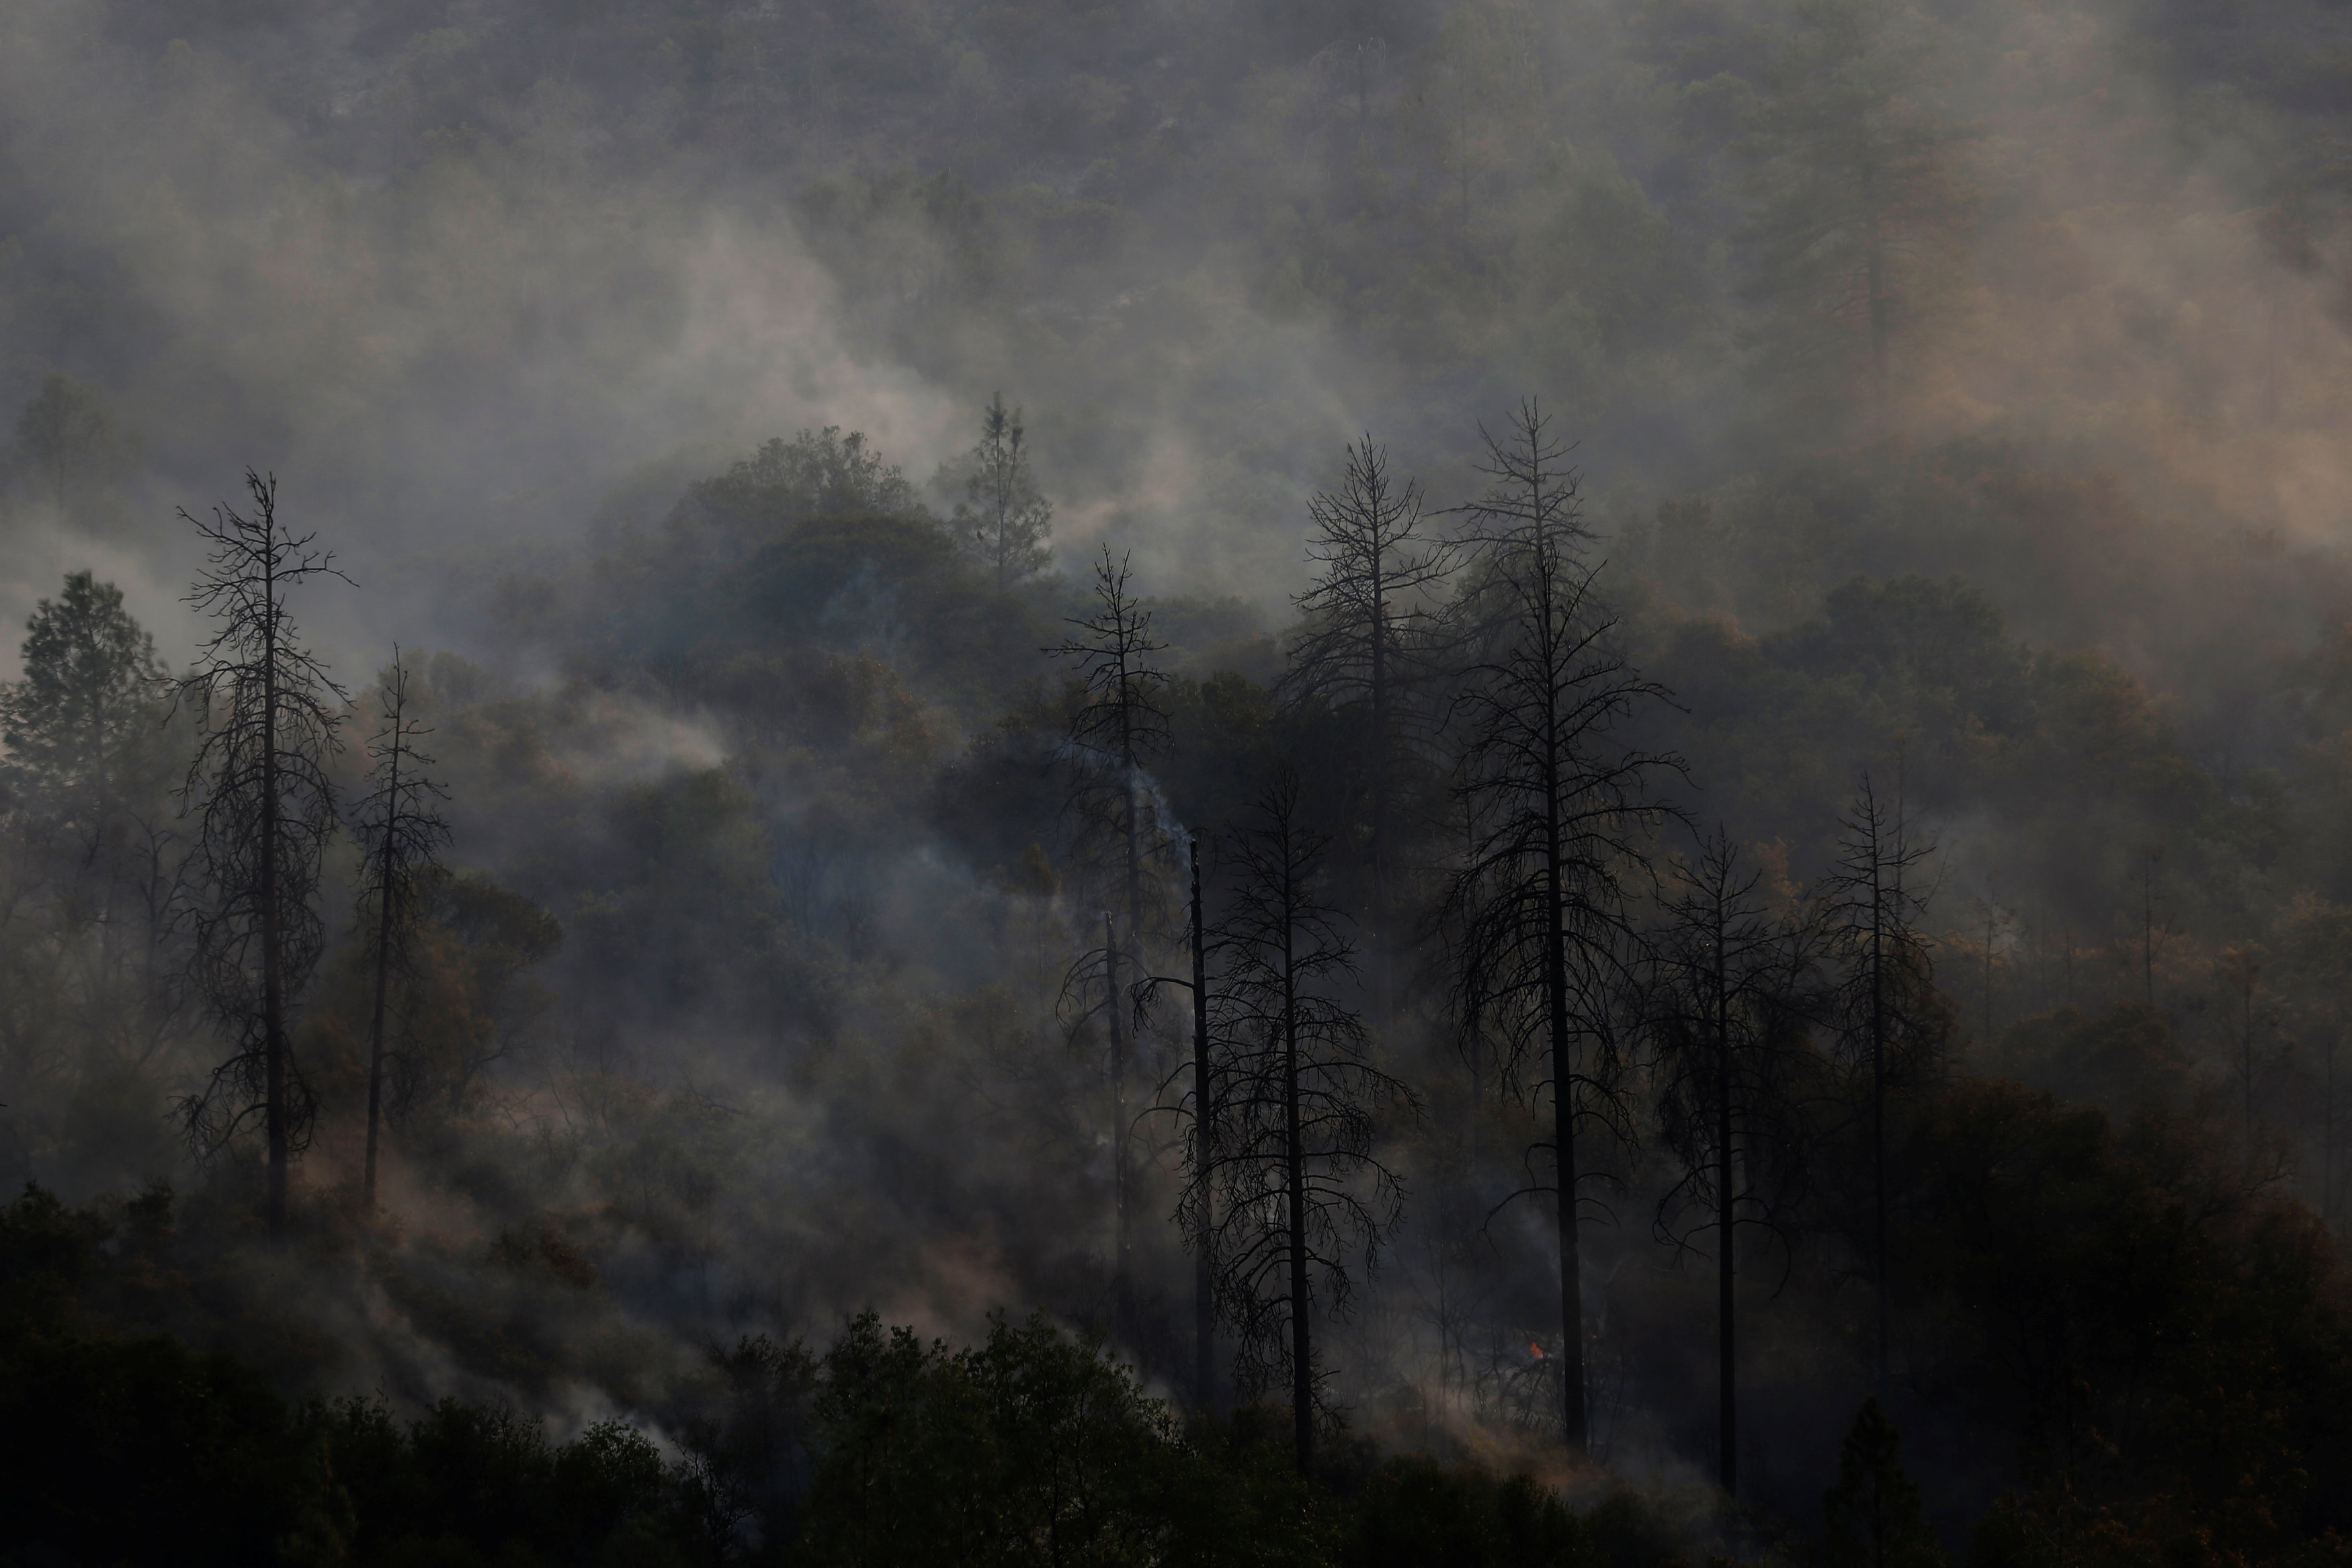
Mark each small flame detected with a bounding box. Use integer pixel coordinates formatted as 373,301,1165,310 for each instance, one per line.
1529,1341,1545,1360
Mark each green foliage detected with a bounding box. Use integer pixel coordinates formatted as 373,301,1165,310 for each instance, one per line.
299,865,562,1127
0,1328,329,1566
326,1398,682,1566
690,429,924,532
950,392,1054,590
0,1180,110,1335
1339,1458,1680,1568
1822,1399,1944,1568
1896,1035,2352,1561
0,570,167,811
0,1209,1689,1568
802,1309,1177,1567
1976,1005,2193,1122
1634,557,2246,940
0,575,187,1184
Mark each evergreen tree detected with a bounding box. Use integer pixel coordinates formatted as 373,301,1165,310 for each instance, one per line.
1822,1397,1944,1568
955,392,1053,589
0,573,183,1108
0,574,180,1018
0,573,166,820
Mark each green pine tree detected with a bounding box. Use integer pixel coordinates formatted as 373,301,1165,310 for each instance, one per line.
1822,1397,1944,1568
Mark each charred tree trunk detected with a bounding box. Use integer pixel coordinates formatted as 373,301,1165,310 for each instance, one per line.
259,546,286,1235
177,471,349,1242
1443,403,1673,1458
1204,777,1409,1482
354,652,448,1215
1106,908,1128,1317
1542,723,1587,1451
1048,549,1172,1334
363,791,396,1208
1282,894,1312,1475
1716,920,1737,1491
1287,438,1454,1035
1191,848,1215,1412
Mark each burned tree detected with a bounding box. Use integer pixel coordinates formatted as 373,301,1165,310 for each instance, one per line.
1144,836,1224,1411
350,650,450,1213
176,471,349,1237
1048,548,1173,1319
1208,774,1411,1475
1283,435,1456,1026
1442,402,1677,1453
1650,828,1824,1496
1818,772,1935,1397
1186,844,1214,1411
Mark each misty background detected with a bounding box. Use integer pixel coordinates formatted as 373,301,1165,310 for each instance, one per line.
7,0,2352,1556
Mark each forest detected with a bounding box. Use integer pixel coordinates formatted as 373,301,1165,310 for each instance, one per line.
7,0,2352,1563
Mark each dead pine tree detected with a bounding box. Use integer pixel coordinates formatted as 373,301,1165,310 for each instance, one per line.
1048,548,1174,1324
1441,400,1678,1454
1142,834,1224,1412
175,470,349,1238
1818,772,1935,1401
349,650,450,1214
1209,773,1412,1475
1188,845,1212,1410
1283,435,1457,1031
1650,827,1824,1499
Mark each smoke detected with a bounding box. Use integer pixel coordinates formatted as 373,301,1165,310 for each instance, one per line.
1915,0,2352,550
0,5,966,677
9,0,2352,1534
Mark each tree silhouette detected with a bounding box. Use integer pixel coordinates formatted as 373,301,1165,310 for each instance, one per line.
1819,772,1935,1397
175,471,349,1237
1146,837,1224,1412
1650,827,1823,1496
0,573,165,818
956,392,1052,589
1284,435,1457,1028
349,650,450,1213
1822,1397,1943,1568
1206,774,1411,1475
1441,401,1677,1452
0,572,183,1058
1048,548,1173,1319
